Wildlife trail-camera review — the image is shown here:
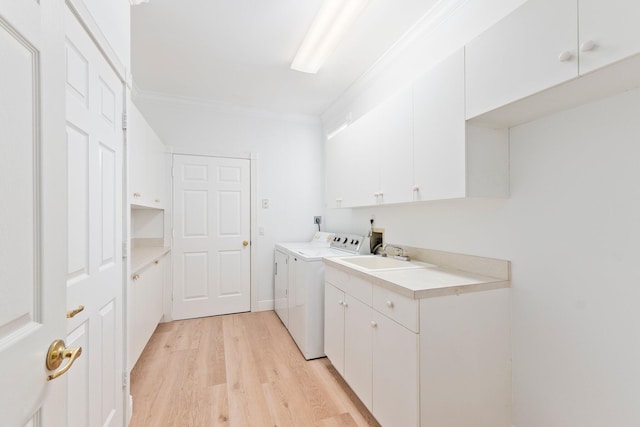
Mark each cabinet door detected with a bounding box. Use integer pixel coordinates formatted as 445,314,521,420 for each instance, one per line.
130,259,163,370
274,250,289,328
377,87,414,205
128,102,148,204
465,0,578,118
372,312,419,427
324,283,345,375
341,113,380,208
325,134,344,208
413,49,466,201
344,296,373,410
147,127,166,208
579,0,640,74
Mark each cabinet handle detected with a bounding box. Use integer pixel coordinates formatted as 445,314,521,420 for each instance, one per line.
338,300,344,306
154,260,159,265
370,321,377,328
412,185,420,192
386,300,394,308
343,302,348,307
133,192,141,198
155,199,160,203
132,274,140,281
580,40,596,53
558,51,572,62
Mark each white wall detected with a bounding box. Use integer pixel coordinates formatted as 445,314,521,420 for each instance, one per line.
322,1,640,425
134,96,325,306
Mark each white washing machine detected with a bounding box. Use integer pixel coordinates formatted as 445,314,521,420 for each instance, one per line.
274,232,335,329
274,233,368,360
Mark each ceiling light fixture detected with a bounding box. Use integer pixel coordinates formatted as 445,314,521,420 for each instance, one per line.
291,0,370,74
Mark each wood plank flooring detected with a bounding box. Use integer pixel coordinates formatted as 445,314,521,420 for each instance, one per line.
130,311,380,427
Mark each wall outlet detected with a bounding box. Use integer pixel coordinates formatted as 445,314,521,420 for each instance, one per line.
314,216,322,225
262,199,269,209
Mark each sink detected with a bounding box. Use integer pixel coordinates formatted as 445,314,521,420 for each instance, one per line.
337,255,425,271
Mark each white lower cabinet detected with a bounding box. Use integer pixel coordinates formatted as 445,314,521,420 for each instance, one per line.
324,266,511,427
324,269,419,425
129,253,166,370
324,282,346,375
344,296,374,411
372,311,419,427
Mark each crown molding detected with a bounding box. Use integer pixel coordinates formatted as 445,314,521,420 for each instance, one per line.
321,0,469,122
133,89,322,126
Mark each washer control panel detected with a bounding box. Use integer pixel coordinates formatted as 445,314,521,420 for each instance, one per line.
330,233,365,253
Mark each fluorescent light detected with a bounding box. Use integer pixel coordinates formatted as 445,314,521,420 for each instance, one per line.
291,0,370,74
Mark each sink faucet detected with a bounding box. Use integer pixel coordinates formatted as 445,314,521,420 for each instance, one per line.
382,244,404,257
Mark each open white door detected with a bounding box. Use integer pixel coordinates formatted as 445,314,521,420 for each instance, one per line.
64,5,124,427
0,0,68,425
172,155,251,320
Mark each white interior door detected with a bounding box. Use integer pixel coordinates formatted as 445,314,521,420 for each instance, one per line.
64,5,124,427
172,154,251,320
0,0,68,426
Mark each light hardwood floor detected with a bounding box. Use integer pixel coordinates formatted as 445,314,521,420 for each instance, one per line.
130,311,380,427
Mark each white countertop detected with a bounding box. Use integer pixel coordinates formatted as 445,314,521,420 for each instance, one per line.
323,256,510,299
131,246,171,273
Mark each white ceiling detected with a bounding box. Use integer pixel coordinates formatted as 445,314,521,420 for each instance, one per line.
131,0,441,117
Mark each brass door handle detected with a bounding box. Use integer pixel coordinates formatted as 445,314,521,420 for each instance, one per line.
46,339,82,381
66,305,84,318
242,240,249,247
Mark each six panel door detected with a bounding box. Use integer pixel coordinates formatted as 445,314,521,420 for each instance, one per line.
64,5,124,427
172,154,251,320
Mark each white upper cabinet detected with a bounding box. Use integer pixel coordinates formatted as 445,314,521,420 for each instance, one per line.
413,49,466,200
341,112,381,208
325,132,347,209
373,88,413,205
414,49,509,200
325,87,414,208
128,102,167,209
465,0,578,119
578,0,640,75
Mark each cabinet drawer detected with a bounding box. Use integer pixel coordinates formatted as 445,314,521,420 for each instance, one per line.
373,286,419,333
347,274,373,306
325,266,348,291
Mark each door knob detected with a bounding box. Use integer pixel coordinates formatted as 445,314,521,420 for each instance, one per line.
243,240,249,247
46,339,82,381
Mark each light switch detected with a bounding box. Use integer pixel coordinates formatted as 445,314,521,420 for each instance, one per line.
262,199,270,209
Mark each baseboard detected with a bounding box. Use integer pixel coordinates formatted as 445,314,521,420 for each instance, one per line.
254,299,274,312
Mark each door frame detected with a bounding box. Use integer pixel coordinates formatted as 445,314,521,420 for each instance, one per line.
165,147,259,322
